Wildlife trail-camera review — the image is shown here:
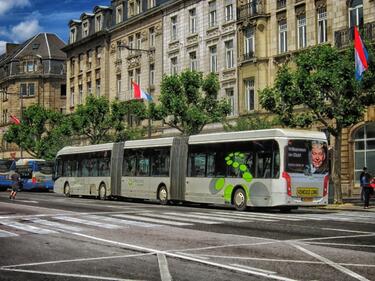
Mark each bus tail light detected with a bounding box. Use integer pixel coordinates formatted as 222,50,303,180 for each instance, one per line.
32,177,37,184
323,175,329,197
282,172,292,196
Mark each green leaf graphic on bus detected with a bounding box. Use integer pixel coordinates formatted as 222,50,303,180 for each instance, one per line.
210,152,252,203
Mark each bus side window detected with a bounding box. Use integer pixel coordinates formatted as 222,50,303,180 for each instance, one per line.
137,150,149,176
123,150,137,177
188,152,206,177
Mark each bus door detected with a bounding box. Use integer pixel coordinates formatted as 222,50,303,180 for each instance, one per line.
170,137,188,201
111,142,124,197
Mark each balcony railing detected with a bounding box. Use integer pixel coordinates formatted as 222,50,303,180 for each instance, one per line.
335,21,375,48
243,51,255,61
277,0,287,10
238,1,264,21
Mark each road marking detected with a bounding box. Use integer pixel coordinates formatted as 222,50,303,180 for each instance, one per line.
144,213,221,225
213,211,298,221
232,263,277,275
290,242,371,281
322,228,373,234
112,214,192,226
164,212,247,223
13,200,39,204
0,221,57,234
28,218,83,232
304,242,375,248
0,268,143,281
297,233,375,242
0,229,18,238
54,216,121,229
85,215,157,228
157,253,172,281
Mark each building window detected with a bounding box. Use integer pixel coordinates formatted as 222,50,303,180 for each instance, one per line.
189,51,198,71
78,84,83,104
61,84,66,97
170,57,178,75
226,88,235,116
278,20,288,54
277,0,287,10
26,60,36,72
116,5,123,23
209,45,217,73
70,87,75,107
96,79,101,96
96,15,102,32
82,21,89,38
244,27,255,60
135,68,141,85
317,7,327,44
128,70,134,95
225,40,234,69
209,1,217,27
353,122,375,183
20,83,35,96
349,0,363,28
297,14,307,49
78,54,84,72
28,83,35,96
245,79,255,111
149,27,155,48
87,50,92,69
148,0,155,9
135,0,141,14
116,74,122,98
149,64,155,86
70,27,76,43
128,35,134,55
189,8,197,34
225,3,233,22
117,41,122,60
136,33,141,50
3,109,8,124
87,81,92,95
96,46,102,66
171,16,178,41
129,1,135,16
20,83,27,96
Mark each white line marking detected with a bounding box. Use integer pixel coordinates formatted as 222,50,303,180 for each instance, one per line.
54,216,121,229
85,215,157,228
291,243,371,281
144,213,221,225
112,214,192,226
164,212,248,223
0,229,18,238
304,242,375,248
0,268,143,281
297,233,375,242
29,218,83,232
14,200,39,204
0,221,57,234
213,211,299,221
157,253,172,281
232,263,277,275
322,228,373,234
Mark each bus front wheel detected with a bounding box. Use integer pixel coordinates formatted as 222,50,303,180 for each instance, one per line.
158,186,168,205
64,183,71,197
233,188,247,211
99,184,106,200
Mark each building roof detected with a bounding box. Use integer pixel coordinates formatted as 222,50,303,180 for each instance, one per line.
93,5,112,13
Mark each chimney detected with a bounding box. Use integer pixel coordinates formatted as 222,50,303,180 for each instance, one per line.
6,43,20,55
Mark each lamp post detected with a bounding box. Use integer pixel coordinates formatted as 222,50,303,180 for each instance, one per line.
118,44,153,138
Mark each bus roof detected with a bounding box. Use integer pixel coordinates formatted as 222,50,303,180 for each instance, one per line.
125,137,174,149
188,129,327,145
56,143,114,156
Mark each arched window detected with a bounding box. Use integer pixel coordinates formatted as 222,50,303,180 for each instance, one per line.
349,0,363,28
353,122,375,183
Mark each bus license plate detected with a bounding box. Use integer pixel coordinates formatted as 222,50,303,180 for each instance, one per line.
297,188,318,198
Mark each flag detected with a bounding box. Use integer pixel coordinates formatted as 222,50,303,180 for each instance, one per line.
9,115,20,125
132,81,152,102
354,26,369,81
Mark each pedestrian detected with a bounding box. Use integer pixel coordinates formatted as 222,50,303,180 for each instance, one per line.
361,167,372,209
360,167,367,202
9,172,20,200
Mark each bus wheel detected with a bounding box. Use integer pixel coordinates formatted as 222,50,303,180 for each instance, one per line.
99,184,106,200
233,188,247,211
64,183,71,197
158,186,168,205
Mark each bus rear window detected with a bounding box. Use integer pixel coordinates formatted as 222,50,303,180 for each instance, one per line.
286,140,328,174
38,162,54,174
0,160,14,172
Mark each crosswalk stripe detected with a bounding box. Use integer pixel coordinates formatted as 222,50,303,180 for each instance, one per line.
54,216,121,229
143,213,221,225
164,212,248,223
0,221,57,234
208,212,278,222
29,218,83,232
85,215,157,228
0,229,18,238
112,214,192,226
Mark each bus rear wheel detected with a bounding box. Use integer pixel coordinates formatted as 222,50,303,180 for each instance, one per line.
64,183,71,197
233,188,247,211
99,184,106,200
158,186,168,205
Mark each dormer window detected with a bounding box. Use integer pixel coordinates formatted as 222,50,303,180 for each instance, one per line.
116,5,123,23
136,0,141,14
82,21,89,38
95,14,102,32
129,2,135,17
148,0,155,9
70,27,76,43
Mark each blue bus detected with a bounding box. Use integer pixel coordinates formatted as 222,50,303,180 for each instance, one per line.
16,159,54,191
0,160,17,191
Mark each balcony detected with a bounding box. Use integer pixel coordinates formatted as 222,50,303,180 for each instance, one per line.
238,1,264,21
335,21,375,48
243,51,255,61
277,0,287,10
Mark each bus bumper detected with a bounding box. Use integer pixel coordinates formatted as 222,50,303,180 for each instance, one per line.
22,180,54,191
286,196,328,206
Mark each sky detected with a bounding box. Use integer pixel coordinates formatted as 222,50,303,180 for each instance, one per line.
0,0,109,54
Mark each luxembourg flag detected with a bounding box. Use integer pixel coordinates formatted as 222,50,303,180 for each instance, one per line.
354,26,369,81
132,81,152,102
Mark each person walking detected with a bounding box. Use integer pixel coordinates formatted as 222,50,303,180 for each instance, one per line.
9,172,20,200
361,168,372,209
360,167,367,202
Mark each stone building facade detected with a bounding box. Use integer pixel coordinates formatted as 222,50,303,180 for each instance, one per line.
236,0,375,197
0,33,66,158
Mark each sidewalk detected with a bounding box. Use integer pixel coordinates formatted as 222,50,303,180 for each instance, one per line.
319,198,375,212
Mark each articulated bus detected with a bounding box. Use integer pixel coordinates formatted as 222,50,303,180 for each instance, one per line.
54,129,329,211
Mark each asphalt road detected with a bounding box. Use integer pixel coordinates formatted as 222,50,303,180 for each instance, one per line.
0,191,374,281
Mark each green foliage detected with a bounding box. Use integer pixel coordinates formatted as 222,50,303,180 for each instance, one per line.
4,105,72,159
224,113,281,132
152,70,231,135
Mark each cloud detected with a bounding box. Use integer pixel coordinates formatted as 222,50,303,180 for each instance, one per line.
0,0,31,15
10,19,41,42
0,40,6,55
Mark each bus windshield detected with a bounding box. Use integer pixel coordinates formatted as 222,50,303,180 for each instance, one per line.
0,160,15,172
38,161,54,174
285,139,328,174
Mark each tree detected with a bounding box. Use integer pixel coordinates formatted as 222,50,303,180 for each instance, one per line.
72,95,147,144
259,44,375,203
151,70,231,135
224,112,281,132
4,105,72,159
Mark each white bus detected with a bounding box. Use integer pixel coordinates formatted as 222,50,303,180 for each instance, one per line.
54,129,329,211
